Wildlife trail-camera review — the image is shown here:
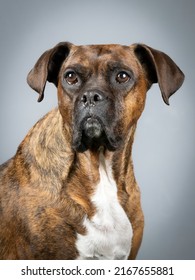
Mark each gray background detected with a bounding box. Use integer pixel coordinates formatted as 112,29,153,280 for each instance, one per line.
0,0,194,260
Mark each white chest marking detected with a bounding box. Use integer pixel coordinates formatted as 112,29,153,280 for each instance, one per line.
76,154,133,260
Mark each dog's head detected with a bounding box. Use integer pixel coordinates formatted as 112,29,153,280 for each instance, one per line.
27,42,184,152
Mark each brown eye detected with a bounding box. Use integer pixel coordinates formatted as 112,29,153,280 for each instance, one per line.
65,71,78,85
116,71,130,83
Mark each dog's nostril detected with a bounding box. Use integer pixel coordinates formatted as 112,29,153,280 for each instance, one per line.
81,94,88,104
94,94,101,102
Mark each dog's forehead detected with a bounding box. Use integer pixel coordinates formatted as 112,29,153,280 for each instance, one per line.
64,44,137,69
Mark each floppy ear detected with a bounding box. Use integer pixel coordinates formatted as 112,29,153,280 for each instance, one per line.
27,42,72,102
133,44,185,105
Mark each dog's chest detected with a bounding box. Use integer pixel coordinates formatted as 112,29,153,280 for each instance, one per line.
76,156,133,260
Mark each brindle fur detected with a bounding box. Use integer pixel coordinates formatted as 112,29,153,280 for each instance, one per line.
0,42,184,259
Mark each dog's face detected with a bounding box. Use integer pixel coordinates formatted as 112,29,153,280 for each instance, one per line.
58,45,148,152
27,42,184,152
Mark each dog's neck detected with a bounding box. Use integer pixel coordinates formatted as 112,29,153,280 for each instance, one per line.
66,124,137,218
19,108,137,196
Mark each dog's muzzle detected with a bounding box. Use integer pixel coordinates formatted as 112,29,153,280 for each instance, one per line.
72,90,122,152
83,117,103,139
81,90,104,139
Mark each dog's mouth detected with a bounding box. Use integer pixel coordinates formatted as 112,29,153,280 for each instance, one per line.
72,116,122,152
83,117,103,139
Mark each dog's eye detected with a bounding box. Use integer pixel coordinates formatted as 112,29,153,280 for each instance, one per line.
116,71,130,83
65,71,78,85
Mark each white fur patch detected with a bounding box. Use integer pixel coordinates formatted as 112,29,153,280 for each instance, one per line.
76,153,133,260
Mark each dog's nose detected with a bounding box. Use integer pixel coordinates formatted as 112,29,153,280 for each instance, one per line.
81,91,104,107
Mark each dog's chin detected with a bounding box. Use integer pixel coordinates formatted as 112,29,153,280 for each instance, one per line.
72,117,121,153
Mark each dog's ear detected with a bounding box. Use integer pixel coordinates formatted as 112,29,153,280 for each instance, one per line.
27,42,72,102
133,44,185,105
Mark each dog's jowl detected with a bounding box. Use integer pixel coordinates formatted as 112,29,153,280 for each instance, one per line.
0,42,184,259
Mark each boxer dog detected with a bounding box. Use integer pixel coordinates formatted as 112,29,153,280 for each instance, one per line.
0,42,184,259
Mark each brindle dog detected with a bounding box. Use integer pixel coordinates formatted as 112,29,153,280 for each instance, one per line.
0,42,184,259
